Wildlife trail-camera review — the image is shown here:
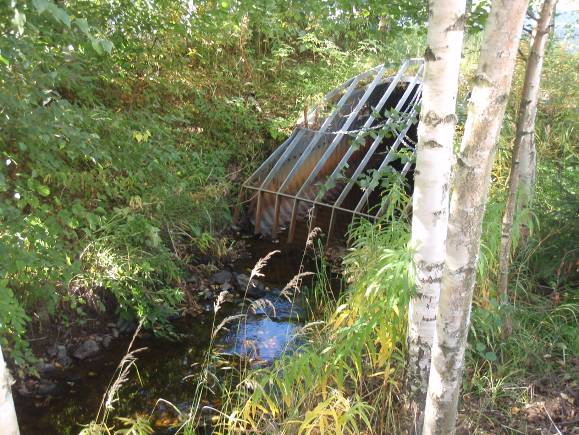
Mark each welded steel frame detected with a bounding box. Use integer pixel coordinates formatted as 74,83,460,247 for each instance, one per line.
239,58,424,241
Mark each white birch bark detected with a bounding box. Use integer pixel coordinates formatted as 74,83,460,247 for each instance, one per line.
406,1,466,429
0,346,20,435
422,0,528,433
499,0,557,299
519,1,556,211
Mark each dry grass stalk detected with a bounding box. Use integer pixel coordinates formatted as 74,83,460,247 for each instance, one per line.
249,298,277,317
212,314,247,339
250,250,280,280
214,290,228,313
305,226,322,249
280,271,314,301
95,321,147,423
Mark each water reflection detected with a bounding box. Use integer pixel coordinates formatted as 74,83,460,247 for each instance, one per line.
219,298,303,362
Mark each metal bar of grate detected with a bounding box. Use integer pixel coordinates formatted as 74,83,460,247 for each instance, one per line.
253,129,307,233
312,60,411,203
352,81,423,215
233,131,298,225
243,64,380,211
243,129,297,189
274,68,378,195
242,185,379,221
252,67,379,234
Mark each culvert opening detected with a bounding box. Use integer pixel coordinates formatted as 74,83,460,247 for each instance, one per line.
236,59,424,243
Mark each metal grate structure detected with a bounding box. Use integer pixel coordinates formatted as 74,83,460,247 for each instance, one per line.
236,58,424,242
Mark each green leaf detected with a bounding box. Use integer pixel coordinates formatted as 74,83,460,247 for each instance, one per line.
72,202,85,216
475,342,486,353
51,6,71,27
37,185,51,197
75,18,90,35
67,217,80,229
86,213,100,229
100,39,114,54
91,38,103,55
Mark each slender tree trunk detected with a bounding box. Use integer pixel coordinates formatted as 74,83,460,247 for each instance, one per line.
406,0,466,431
549,2,556,39
422,1,528,433
498,0,557,300
520,0,556,208
0,346,19,435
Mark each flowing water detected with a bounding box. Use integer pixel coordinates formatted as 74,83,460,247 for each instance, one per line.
14,235,316,435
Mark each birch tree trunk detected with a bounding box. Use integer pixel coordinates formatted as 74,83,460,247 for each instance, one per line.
422,0,528,433
498,0,557,300
406,1,466,430
0,346,20,435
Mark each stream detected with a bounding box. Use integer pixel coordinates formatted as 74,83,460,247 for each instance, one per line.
14,234,322,435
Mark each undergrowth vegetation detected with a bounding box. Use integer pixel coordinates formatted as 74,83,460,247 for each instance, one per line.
209,219,413,433
1,1,425,369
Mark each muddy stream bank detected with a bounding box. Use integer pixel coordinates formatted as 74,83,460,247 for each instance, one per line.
14,231,342,435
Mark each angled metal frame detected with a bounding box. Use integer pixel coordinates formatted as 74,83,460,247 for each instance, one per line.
238,58,424,241
351,80,423,214
252,66,378,234
325,65,424,239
